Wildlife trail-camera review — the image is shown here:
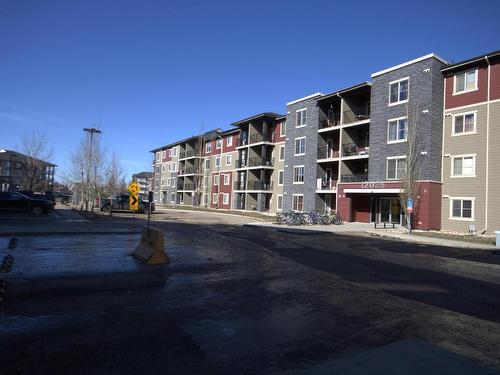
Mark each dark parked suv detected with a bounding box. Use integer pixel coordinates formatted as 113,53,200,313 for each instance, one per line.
0,192,56,215
100,194,154,214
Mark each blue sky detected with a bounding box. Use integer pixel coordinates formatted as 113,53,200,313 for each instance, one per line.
1,0,499,181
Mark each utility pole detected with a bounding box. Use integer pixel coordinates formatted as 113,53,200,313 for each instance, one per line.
83,127,101,211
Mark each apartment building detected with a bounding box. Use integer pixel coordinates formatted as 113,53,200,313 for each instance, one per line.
441,50,500,234
339,54,447,229
131,171,153,200
232,113,284,212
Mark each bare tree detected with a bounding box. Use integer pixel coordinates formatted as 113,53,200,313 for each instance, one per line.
103,152,124,197
399,103,424,233
18,131,54,192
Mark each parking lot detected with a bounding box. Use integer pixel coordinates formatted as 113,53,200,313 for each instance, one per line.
1,207,500,374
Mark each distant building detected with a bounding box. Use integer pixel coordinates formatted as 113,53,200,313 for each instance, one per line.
0,149,55,192
132,171,153,199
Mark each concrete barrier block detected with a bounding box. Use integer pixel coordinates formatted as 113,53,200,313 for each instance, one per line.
132,227,169,265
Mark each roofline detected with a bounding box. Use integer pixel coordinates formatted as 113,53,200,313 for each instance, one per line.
231,112,282,126
371,53,449,78
317,82,371,103
286,92,323,106
0,149,56,167
441,49,500,73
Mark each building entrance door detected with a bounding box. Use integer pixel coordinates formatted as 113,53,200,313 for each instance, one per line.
380,198,401,224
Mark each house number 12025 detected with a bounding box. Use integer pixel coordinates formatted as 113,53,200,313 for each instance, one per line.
361,181,385,189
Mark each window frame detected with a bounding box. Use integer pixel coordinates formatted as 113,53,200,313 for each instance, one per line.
278,170,284,186
386,156,407,180
212,193,218,204
226,136,233,147
387,116,408,143
277,194,283,211
293,165,305,184
294,137,306,156
279,145,285,161
225,154,232,166
213,175,220,186
223,174,230,185
215,156,221,168
222,193,229,205
449,197,475,221
216,138,222,149
451,111,477,136
453,69,478,95
450,154,476,178
388,77,410,106
292,194,304,212
295,108,307,128
280,121,286,137
205,141,212,153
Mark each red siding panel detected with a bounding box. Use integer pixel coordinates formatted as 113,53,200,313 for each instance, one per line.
445,64,488,109
274,121,286,143
490,61,500,100
223,134,238,153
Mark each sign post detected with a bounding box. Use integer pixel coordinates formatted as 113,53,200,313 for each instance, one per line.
407,198,414,234
147,191,153,235
128,182,140,214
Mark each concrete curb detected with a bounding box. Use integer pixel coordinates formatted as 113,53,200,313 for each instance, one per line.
367,230,496,250
156,207,268,222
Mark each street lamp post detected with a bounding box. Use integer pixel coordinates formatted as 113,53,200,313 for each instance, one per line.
83,127,101,211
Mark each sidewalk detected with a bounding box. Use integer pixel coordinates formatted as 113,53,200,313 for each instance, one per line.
246,222,497,250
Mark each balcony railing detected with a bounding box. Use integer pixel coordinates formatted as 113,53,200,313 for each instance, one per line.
236,159,247,168
343,104,370,124
179,150,198,159
342,143,370,157
318,146,340,160
238,136,248,146
316,178,338,190
319,112,341,129
183,183,196,191
248,157,274,167
247,181,273,191
234,181,246,190
178,166,198,175
235,197,246,210
249,133,272,145
341,174,368,183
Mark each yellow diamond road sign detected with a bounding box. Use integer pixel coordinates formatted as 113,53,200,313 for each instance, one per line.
128,182,139,195
129,194,138,211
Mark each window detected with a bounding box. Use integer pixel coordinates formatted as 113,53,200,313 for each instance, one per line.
296,108,307,127
450,198,474,220
172,162,177,172
204,176,209,187
387,117,408,143
454,69,477,94
453,112,476,135
167,163,171,172
167,178,171,186
215,157,221,168
389,78,409,105
292,195,304,212
278,170,284,185
293,166,305,183
223,174,230,185
171,193,175,203
386,157,406,180
294,137,306,155
162,165,165,172
213,175,219,186
161,179,164,186
156,152,160,161
222,193,229,205
205,141,212,153
279,146,285,161
205,159,211,169
171,177,176,187
212,193,218,204
163,150,167,158
451,155,475,177
225,154,232,166
277,195,283,211
172,147,177,157
226,136,233,147
280,121,286,137
216,138,222,149
167,149,171,157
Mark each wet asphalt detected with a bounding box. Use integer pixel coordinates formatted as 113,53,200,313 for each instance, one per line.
0,209,500,374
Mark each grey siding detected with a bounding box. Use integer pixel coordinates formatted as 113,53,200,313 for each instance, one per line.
369,58,446,182
283,96,321,212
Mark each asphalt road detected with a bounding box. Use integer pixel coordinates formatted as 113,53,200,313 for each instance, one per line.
1,208,499,374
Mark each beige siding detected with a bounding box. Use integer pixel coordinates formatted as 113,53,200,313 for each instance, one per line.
487,101,500,233
441,103,487,232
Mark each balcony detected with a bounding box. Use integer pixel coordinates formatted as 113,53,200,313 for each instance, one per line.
238,137,248,147
319,113,341,130
248,157,274,167
234,181,246,190
249,133,272,145
317,146,340,160
247,181,273,191
341,174,368,183
236,159,247,168
342,143,369,157
179,150,198,159
316,178,338,191
343,104,370,124
235,196,246,210
178,166,198,175
183,183,196,191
